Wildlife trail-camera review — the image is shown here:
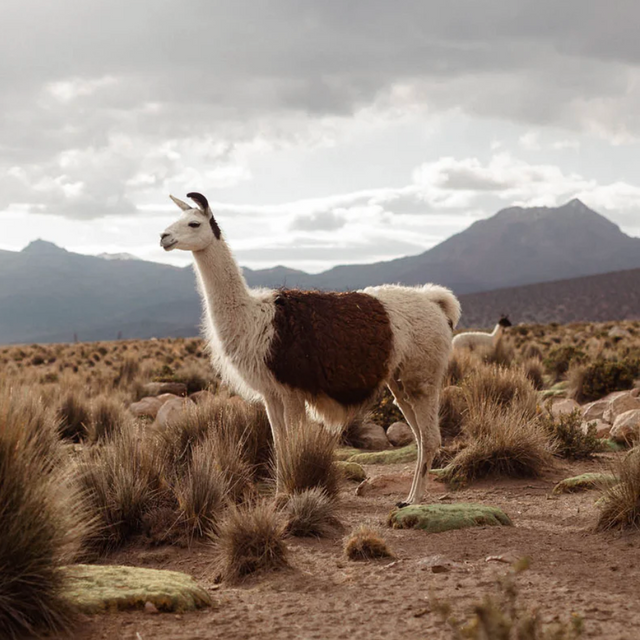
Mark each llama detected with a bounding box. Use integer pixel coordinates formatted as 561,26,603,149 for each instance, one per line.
160,193,461,505
451,315,512,351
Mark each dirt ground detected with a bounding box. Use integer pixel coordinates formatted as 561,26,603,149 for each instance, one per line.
57,455,640,640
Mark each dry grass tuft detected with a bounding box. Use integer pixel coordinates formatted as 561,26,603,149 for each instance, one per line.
0,386,88,639
174,438,228,542
56,390,91,441
520,357,546,390
78,423,170,550
442,402,553,488
596,448,640,531
214,501,288,583
344,525,394,561
482,336,516,367
283,488,340,538
438,385,467,440
88,394,128,442
275,424,341,498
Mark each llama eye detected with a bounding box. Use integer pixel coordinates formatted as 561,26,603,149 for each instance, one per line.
188,222,201,229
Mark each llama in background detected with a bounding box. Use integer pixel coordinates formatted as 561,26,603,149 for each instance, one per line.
160,193,460,505
452,315,512,352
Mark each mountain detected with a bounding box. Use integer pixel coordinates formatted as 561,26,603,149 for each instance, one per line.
457,267,640,328
308,199,640,293
1,200,639,344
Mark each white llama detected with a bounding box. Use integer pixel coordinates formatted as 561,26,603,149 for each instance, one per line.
160,193,461,505
452,315,512,351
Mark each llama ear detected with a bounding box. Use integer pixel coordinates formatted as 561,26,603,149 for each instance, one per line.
169,195,191,211
187,192,210,213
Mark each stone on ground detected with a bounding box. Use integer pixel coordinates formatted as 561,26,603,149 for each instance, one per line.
603,393,640,424
354,422,391,450
143,382,188,397
581,419,611,439
610,409,640,445
349,444,417,465
130,393,180,419
552,473,618,495
582,399,609,422
336,460,367,482
154,396,194,428
386,421,414,447
61,564,212,614
550,398,580,417
388,503,512,533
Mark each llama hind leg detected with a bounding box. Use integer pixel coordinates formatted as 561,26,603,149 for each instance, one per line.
387,379,423,506
263,395,286,494
389,379,441,506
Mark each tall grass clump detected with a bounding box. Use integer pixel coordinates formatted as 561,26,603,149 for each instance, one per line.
442,402,553,488
88,394,128,443
275,424,340,498
482,337,516,367
344,525,393,561
596,448,640,531
283,488,339,538
56,390,91,441
78,423,169,550
461,363,538,419
214,501,288,583
0,387,88,639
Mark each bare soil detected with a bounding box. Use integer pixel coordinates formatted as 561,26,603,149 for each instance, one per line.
58,455,640,640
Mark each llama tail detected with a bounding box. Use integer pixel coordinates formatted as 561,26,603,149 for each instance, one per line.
421,284,461,330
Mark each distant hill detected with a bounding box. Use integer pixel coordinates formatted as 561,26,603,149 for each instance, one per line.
1,199,640,344
458,267,640,329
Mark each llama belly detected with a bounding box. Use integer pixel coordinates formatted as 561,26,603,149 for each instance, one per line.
265,290,394,406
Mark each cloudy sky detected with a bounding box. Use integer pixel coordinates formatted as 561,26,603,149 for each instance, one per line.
2,1,640,273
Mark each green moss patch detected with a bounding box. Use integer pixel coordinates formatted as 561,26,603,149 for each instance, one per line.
388,503,513,533
348,444,417,465
336,461,367,482
334,447,363,461
61,564,212,614
552,473,618,495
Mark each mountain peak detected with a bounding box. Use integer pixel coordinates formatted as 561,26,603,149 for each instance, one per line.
21,240,68,255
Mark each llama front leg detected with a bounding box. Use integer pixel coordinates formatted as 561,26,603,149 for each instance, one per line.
262,394,286,494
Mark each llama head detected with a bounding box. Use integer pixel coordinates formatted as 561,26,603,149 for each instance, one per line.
498,314,512,328
160,192,221,252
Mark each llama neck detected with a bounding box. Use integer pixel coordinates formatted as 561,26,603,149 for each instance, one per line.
192,240,256,349
491,324,504,340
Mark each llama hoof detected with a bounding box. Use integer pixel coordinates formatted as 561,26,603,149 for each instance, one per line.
396,501,410,509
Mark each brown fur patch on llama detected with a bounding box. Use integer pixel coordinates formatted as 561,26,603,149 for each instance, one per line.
266,290,393,406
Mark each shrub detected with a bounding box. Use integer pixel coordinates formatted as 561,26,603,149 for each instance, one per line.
539,408,600,460
283,488,339,538
433,558,584,639
0,387,88,639
543,345,586,381
56,390,91,441
214,501,288,582
569,358,640,403
442,403,553,487
344,526,393,561
596,448,640,531
275,424,340,499
368,387,403,428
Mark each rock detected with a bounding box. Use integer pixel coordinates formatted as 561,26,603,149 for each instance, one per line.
582,400,609,422
608,326,631,340
60,564,211,613
610,409,640,445
603,393,640,424
349,445,417,465
632,387,640,398
336,461,367,482
581,419,611,439
143,382,188,397
154,397,193,428
552,473,618,495
386,422,414,447
418,555,459,573
144,601,159,614
130,393,180,419
189,389,216,404
354,422,391,451
388,503,513,533
550,398,580,418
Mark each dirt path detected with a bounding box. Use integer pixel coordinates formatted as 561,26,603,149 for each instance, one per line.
60,456,640,640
